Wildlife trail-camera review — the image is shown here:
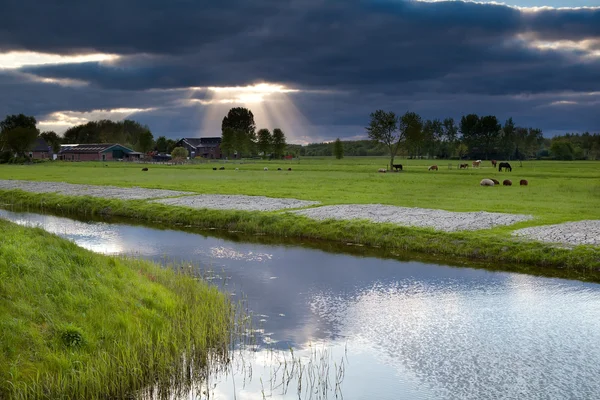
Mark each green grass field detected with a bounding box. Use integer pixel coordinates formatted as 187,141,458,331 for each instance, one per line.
0,219,232,399
0,157,598,273
1,157,598,225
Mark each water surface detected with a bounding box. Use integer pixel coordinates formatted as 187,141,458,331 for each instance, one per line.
2,209,600,399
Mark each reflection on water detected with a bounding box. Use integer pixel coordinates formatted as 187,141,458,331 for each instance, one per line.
3,209,600,399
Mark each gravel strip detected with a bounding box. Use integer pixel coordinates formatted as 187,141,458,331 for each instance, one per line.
513,220,600,247
153,194,320,211
0,179,192,200
292,204,533,232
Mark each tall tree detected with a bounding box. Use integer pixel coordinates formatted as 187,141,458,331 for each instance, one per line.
40,131,61,153
166,139,177,154
137,130,154,153
257,128,272,158
333,138,344,159
272,128,287,159
440,117,458,158
366,110,400,168
478,115,501,159
221,107,256,158
0,114,37,133
499,117,516,159
400,111,423,158
459,114,480,152
220,127,236,158
155,136,168,153
2,127,39,157
1,114,38,152
442,118,458,143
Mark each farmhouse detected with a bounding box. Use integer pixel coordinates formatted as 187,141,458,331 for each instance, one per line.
175,137,222,159
28,137,53,160
58,143,142,161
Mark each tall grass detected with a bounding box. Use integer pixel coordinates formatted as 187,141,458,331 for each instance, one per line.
0,220,234,399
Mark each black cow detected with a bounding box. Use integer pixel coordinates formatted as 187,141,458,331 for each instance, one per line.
392,164,403,171
219,166,225,170
498,162,512,172
212,167,217,170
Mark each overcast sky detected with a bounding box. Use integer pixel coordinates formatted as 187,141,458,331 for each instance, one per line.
1,0,599,143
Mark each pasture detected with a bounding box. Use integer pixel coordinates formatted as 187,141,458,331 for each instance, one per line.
0,157,597,227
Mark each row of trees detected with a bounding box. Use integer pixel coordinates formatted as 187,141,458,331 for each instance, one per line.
0,114,159,162
220,107,288,159
63,120,155,153
366,110,554,166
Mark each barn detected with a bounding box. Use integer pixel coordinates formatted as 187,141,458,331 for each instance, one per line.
58,144,142,161
175,137,222,159
28,137,53,160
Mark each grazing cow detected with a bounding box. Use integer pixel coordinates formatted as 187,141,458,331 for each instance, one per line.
235,168,239,171
288,168,292,171
480,179,495,186
392,164,403,171
428,165,438,171
264,167,268,171
472,160,481,168
459,163,469,169
520,179,528,186
491,160,497,167
498,162,512,172
219,166,225,170
503,179,512,186
212,167,217,170
378,168,387,173
490,178,500,185
141,167,148,171
277,168,282,171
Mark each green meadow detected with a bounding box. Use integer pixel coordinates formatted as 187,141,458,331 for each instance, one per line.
0,219,232,399
0,157,598,272
1,157,598,224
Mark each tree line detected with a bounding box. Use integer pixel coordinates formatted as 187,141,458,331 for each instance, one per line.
366,110,600,164
220,107,288,159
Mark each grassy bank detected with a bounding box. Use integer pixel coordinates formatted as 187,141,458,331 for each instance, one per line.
0,189,598,279
0,219,233,399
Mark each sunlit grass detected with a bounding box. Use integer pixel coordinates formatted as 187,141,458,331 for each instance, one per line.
0,157,598,273
0,219,233,399
0,157,598,224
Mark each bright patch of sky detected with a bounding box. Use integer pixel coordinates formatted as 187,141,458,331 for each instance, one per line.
466,0,600,7
0,51,117,69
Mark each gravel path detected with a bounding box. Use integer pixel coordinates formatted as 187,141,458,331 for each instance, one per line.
153,194,320,211
513,220,600,247
0,179,192,200
292,204,533,232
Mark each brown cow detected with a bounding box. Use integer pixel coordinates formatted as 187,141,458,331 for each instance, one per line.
490,178,500,185
520,179,528,186
428,165,438,171
503,179,512,186
459,163,469,169
491,160,497,167
472,160,481,168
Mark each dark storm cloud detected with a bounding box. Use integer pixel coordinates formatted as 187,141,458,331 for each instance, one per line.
16,0,600,97
0,70,184,116
2,0,600,138
523,6,600,41
0,0,284,54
